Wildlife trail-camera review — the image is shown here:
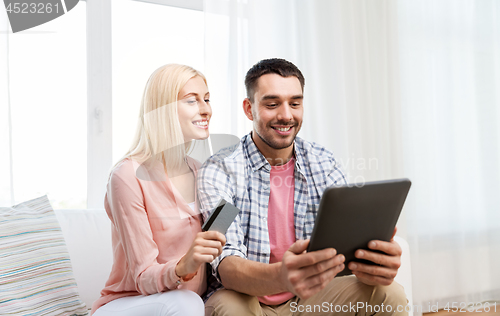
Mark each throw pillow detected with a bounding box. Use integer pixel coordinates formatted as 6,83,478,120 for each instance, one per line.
0,195,88,315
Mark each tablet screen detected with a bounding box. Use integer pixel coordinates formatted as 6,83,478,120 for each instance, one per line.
307,178,411,276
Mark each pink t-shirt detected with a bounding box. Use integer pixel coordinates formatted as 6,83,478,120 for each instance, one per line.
259,158,296,305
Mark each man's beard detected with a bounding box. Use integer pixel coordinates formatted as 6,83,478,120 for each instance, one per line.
255,121,300,150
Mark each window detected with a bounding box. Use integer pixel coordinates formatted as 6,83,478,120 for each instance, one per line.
1,0,207,209
5,3,87,208
111,0,205,163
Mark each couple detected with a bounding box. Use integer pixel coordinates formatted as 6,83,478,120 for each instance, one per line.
91,59,408,316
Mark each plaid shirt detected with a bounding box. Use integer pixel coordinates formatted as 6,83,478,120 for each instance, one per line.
197,133,347,299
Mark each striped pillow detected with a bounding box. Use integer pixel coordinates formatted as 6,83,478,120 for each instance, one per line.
0,196,88,316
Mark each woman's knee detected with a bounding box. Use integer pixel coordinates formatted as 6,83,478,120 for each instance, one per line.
159,290,204,316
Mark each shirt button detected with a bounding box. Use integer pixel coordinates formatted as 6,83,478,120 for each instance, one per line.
263,184,269,190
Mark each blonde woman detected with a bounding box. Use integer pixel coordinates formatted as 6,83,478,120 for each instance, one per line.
91,64,226,316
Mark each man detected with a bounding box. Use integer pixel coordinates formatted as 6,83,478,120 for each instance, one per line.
198,58,407,315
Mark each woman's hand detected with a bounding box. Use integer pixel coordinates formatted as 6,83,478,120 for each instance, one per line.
175,231,226,279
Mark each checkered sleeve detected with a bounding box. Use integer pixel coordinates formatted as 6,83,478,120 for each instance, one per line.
329,154,348,186
197,157,247,282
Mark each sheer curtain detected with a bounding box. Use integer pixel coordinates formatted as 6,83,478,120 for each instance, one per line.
204,0,500,314
0,8,13,206
398,0,500,312
204,0,404,182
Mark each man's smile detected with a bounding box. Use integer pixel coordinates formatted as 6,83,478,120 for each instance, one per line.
271,125,294,135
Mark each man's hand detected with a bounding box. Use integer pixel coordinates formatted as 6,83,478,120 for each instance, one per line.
349,228,401,286
280,239,345,300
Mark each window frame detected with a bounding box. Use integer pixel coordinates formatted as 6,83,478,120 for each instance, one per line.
85,0,202,208
86,0,112,208
132,0,203,11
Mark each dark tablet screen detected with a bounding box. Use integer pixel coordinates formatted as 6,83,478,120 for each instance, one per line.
307,178,411,276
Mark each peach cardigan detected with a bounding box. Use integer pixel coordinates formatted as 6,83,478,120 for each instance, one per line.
91,157,205,313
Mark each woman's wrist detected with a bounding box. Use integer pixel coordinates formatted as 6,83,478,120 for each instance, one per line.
175,259,187,278
175,259,197,281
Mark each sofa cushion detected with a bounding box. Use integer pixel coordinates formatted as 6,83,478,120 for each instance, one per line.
0,195,88,315
54,209,113,310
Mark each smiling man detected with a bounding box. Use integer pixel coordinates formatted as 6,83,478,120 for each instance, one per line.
198,58,408,316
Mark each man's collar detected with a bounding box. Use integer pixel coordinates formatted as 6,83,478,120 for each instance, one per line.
242,132,305,173
242,133,270,171
293,140,305,173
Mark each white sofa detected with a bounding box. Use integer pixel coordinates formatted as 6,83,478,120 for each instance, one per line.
54,209,414,315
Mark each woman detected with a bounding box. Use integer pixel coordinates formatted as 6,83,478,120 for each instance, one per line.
91,64,226,316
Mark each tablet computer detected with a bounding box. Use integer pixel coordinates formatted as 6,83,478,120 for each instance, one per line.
307,178,411,276
202,198,240,234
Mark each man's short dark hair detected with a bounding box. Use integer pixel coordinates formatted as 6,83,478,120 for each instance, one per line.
245,58,305,102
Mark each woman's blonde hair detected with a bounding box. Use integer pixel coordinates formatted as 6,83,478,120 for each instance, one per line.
115,64,207,172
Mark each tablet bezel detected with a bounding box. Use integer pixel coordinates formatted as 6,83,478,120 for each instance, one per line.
307,178,411,276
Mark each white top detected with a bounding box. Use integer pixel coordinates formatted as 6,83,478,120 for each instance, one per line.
188,202,195,212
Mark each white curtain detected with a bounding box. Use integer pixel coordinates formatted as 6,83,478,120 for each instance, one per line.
398,0,500,312
204,0,500,314
204,0,404,182
0,8,13,206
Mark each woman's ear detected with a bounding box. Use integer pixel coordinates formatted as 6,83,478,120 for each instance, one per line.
243,98,254,121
